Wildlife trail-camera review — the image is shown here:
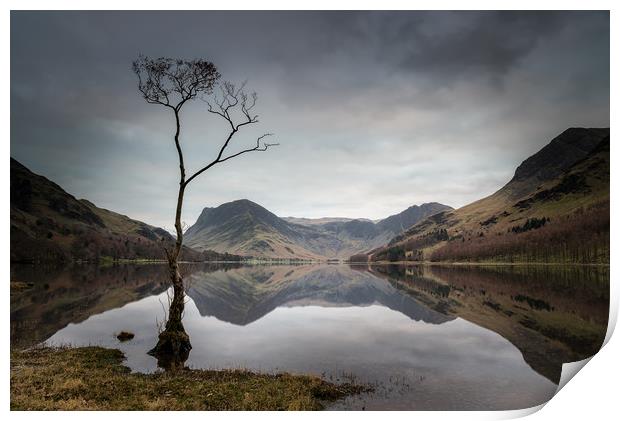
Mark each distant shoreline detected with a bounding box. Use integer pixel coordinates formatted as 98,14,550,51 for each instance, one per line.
10,258,610,267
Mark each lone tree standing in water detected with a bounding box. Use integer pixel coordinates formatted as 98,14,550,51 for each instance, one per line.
132,55,277,364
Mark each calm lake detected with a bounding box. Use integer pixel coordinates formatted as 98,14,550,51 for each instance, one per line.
11,262,609,410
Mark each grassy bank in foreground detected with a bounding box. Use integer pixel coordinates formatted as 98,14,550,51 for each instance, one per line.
11,347,367,410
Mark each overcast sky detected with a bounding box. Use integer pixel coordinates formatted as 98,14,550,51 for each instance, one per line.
11,11,609,230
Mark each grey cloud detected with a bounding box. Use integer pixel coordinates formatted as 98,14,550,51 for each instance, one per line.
10,11,610,228
390,12,565,79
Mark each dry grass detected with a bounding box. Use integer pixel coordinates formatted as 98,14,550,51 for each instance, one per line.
10,281,34,294
11,346,369,410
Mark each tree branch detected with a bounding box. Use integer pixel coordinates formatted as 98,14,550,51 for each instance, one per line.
133,61,278,208
217,134,278,163
184,134,278,186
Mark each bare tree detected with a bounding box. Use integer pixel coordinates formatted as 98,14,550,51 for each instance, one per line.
132,56,277,364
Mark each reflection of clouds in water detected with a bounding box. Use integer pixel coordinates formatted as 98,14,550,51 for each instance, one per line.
47,290,555,410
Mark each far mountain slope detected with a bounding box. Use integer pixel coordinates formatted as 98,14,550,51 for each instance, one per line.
376,203,451,234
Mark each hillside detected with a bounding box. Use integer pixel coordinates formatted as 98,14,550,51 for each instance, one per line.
185,200,452,259
376,202,450,233
366,128,610,263
10,158,234,263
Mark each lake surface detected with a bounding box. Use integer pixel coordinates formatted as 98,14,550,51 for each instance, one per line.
11,262,609,410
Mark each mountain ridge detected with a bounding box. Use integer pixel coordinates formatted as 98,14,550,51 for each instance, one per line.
185,200,452,259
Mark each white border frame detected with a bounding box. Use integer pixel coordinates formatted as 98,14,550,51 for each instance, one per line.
3,2,616,420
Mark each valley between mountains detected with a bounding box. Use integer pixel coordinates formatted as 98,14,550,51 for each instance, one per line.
10,127,609,264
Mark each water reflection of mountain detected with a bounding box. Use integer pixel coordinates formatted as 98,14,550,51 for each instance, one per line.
10,263,242,349
10,264,171,349
366,264,609,384
11,261,608,387
185,265,453,326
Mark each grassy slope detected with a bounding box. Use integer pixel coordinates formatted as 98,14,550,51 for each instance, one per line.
10,159,218,262
370,131,609,263
11,347,367,410
11,159,168,261
444,135,608,236
81,200,164,238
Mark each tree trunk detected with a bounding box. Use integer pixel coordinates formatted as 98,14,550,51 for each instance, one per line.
148,112,191,369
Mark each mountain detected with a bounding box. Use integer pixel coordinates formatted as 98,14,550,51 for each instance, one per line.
366,128,610,263
505,127,609,197
184,200,327,259
376,202,451,234
185,199,452,259
10,158,232,263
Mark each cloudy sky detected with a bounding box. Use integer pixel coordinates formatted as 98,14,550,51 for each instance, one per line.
11,11,609,230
